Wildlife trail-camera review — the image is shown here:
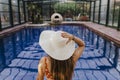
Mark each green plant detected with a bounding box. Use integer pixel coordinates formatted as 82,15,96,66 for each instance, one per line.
27,3,43,24
54,2,89,16
54,2,79,15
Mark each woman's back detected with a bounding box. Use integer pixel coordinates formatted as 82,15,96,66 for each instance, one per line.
40,56,75,80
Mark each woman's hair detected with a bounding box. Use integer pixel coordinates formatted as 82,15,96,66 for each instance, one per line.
50,56,75,80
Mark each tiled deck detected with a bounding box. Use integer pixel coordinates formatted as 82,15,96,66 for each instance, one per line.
0,42,120,80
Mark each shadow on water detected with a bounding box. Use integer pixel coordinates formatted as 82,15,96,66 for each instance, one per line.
75,65,113,71
6,66,38,72
16,57,40,60
79,56,105,60
76,55,114,71
3,44,46,73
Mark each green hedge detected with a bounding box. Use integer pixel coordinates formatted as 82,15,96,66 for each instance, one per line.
54,2,83,15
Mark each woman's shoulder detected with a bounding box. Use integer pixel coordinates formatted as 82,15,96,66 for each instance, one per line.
39,56,47,64
38,57,47,71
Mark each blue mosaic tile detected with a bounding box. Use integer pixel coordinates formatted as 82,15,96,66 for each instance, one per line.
14,32,23,56
22,29,27,48
3,35,14,65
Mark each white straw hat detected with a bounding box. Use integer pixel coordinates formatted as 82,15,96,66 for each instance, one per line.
39,30,75,60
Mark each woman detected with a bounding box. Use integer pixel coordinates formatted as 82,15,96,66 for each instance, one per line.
36,30,85,80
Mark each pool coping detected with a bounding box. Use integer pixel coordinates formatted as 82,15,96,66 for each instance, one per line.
0,23,28,38
0,21,120,47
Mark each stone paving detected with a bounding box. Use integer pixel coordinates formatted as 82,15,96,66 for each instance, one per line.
0,42,120,80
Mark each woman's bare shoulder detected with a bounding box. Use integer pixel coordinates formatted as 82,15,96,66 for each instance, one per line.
39,56,47,64
38,57,47,72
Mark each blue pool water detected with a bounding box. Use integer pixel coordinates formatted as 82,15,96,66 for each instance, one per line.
0,25,120,80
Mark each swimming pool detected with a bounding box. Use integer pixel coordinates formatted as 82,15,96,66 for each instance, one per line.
0,24,120,80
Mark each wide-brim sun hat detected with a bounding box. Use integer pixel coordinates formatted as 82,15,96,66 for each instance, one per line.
39,30,75,60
